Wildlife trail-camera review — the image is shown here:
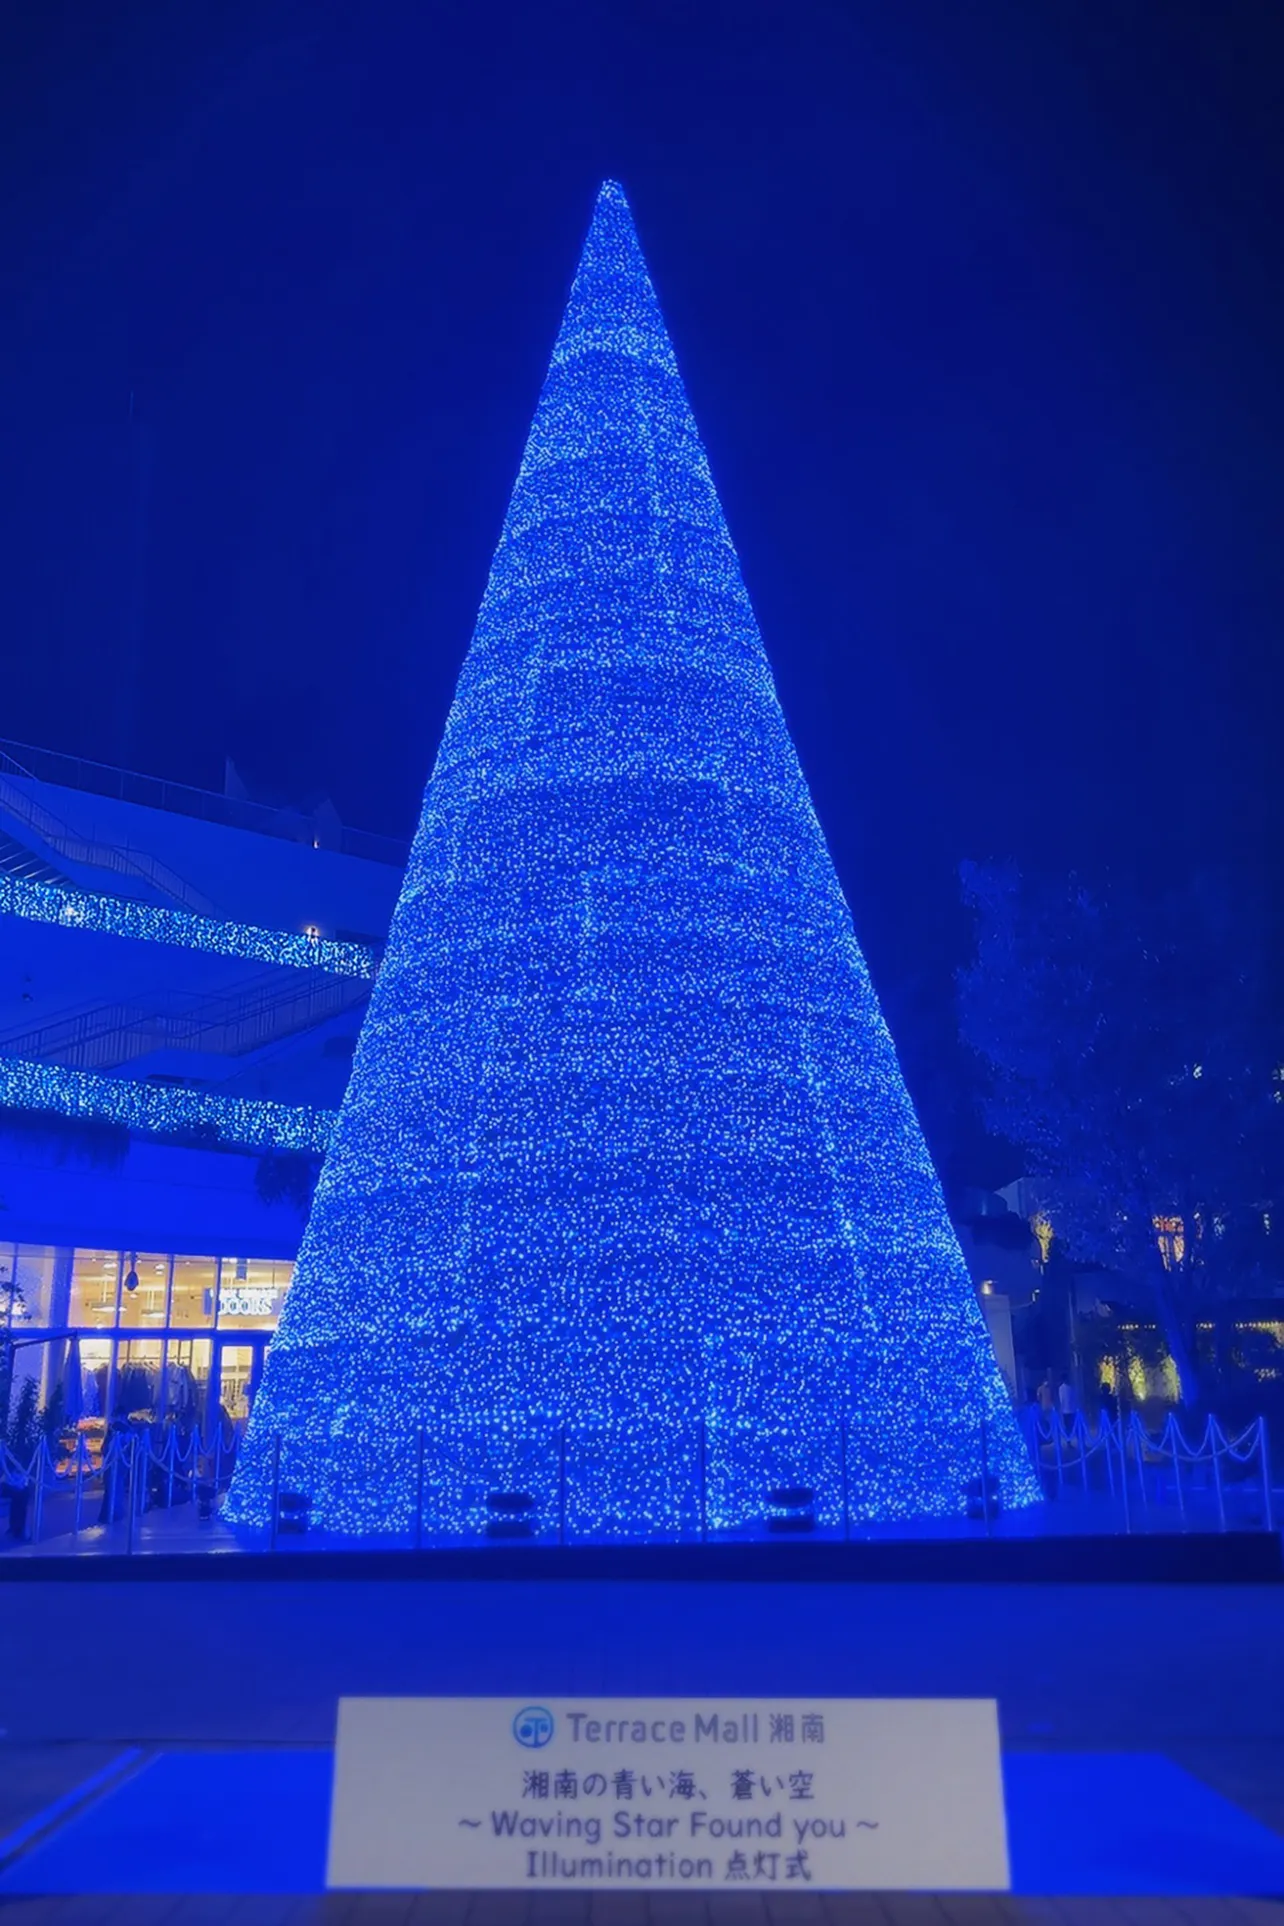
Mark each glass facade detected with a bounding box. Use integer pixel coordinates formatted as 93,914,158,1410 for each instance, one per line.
215,1259,291,1332
0,1240,292,1422
69,1250,119,1327
1,1244,57,1329
117,1254,171,1330
165,1337,212,1423
217,1344,258,1422
171,1256,217,1329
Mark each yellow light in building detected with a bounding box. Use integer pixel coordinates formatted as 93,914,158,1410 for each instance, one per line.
1032,1214,1054,1264
1240,1320,1284,1345
1153,1215,1185,1269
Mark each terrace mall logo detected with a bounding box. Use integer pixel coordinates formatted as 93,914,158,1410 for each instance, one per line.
512,1706,555,1749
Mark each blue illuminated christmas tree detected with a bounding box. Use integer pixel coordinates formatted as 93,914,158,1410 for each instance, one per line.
227,181,1038,1538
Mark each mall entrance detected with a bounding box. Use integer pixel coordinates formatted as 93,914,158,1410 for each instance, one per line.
101,1332,269,1424
1,1243,292,1425
210,1335,267,1423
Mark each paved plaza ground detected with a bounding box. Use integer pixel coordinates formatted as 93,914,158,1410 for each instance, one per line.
0,1893,1282,1925
0,1576,1280,1915
0,1893,1280,1923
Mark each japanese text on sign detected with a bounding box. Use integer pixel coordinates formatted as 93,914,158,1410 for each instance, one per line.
328,1696,1009,1891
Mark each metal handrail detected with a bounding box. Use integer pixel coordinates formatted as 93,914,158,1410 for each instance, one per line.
0,751,215,916
0,738,409,870
0,967,368,1072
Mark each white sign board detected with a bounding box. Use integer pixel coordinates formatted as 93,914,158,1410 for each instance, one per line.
328,1696,1009,1891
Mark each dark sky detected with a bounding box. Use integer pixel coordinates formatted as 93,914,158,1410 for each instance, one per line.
2,0,1282,1177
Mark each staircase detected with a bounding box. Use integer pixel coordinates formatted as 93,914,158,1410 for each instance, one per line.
0,748,215,916
0,967,370,1074
0,828,71,887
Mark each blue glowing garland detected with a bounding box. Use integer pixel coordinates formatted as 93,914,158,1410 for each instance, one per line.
228,180,1039,1538
0,1054,334,1153
0,873,379,979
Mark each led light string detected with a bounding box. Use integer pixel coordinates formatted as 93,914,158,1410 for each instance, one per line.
0,1054,334,1154
227,180,1039,1537
0,873,380,979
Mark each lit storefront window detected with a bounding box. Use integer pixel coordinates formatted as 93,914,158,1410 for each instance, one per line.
70,1251,120,1327
216,1259,293,1331
170,1256,218,1328
218,1344,257,1422
114,1338,163,1415
78,1336,113,1417
164,1338,212,1420
8,1242,293,1424
117,1254,171,1330
2,1244,56,1329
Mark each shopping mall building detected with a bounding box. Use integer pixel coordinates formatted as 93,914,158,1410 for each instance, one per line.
1,735,1035,1433
0,738,402,1427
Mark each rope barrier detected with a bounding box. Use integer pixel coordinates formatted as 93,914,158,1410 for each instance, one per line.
0,1406,1274,1546
1019,1406,1274,1532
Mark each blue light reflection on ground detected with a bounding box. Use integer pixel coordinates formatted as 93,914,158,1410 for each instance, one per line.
0,1751,331,1895
4,1749,1284,1894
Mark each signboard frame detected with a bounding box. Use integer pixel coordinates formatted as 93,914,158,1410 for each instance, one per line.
328,1695,1010,1892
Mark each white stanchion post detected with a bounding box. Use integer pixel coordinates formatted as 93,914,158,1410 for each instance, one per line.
1053,1413,1064,1497
126,1436,137,1555
73,1436,85,1535
1077,1411,1090,1492
1118,1417,1132,1534
1132,1414,1150,1513
1260,1418,1274,1534
31,1443,45,1543
1169,1416,1186,1529
1210,1420,1227,1532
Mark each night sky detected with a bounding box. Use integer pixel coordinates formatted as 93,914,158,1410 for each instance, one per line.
2,0,1281,1179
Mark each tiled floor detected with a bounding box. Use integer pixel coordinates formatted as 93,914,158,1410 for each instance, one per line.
0,1895,1281,1923
0,1578,1279,1909
1165,1746,1284,1841
1,1579,1281,1750
0,1751,127,1852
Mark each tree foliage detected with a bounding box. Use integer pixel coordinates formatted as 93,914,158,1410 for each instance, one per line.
6,1378,39,1461
958,862,1283,1398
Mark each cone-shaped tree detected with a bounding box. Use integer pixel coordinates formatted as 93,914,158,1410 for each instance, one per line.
227,181,1038,1537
